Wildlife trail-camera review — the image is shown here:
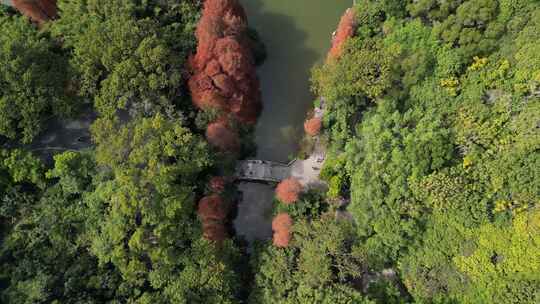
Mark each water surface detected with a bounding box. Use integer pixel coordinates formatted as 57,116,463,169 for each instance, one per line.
234,0,350,243
241,0,351,162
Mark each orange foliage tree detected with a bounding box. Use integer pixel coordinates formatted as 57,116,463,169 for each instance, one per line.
198,194,230,242
205,118,240,152
202,221,228,242
304,117,322,136
208,176,228,194
188,0,261,125
198,194,228,221
328,8,357,60
276,178,303,204
272,213,293,247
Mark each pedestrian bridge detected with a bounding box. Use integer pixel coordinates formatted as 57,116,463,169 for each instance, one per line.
235,152,326,185
235,160,296,183
234,99,326,184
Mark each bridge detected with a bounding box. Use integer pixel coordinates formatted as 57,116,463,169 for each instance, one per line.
235,98,327,185
235,152,326,186
235,159,296,183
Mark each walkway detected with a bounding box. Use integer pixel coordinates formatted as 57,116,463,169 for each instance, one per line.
2,105,96,164
235,155,326,186
235,159,294,183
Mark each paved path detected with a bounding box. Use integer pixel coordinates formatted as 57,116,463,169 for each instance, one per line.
1,105,96,164
290,137,326,188
28,107,96,162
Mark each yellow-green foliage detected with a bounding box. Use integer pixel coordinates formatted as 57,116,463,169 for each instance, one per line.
328,175,343,199
0,10,74,143
0,3,242,304
454,209,540,303
249,217,373,304
440,76,460,96
512,10,540,95
467,56,488,72
312,37,396,101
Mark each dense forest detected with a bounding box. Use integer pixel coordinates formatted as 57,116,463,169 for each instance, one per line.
0,0,539,303
311,0,540,302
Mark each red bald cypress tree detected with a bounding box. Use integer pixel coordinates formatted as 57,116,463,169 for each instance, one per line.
188,0,261,125
198,194,228,222
209,176,227,194
202,221,228,242
192,0,262,242
273,231,292,248
198,194,230,243
276,178,303,204
272,213,293,248
206,118,241,152
12,0,57,25
304,117,322,136
328,9,357,60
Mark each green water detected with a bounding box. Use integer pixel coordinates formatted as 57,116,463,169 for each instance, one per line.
240,0,351,162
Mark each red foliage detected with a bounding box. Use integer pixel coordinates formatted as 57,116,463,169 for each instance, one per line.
206,118,240,152
213,37,252,80
198,194,228,221
202,221,228,242
13,0,57,25
191,84,228,110
209,176,227,193
328,8,357,60
272,213,293,247
205,59,222,77
189,0,261,125
273,231,292,248
276,178,303,204
272,213,293,231
212,73,236,97
304,117,322,136
198,194,230,242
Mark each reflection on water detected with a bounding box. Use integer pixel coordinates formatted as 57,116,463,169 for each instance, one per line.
233,183,275,243
234,0,351,242
241,0,351,162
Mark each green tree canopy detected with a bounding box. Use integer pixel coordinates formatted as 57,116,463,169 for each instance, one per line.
0,10,74,143
87,114,241,302
51,0,200,117
249,216,372,304
311,1,540,302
